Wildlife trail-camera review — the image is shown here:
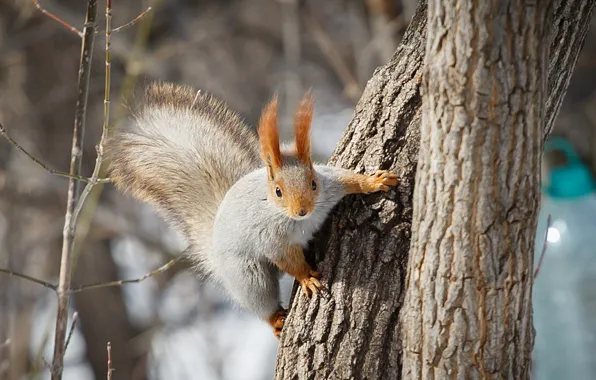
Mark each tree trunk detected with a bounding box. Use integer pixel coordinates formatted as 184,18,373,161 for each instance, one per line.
275,0,595,379
275,3,426,378
401,1,548,379
73,239,141,380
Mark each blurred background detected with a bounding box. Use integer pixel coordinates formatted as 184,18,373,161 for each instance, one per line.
0,1,594,379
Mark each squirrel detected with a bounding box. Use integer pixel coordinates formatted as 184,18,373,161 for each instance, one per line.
105,82,398,337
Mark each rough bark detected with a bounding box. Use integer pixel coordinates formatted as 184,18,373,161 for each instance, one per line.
275,0,595,379
275,3,426,378
546,0,596,137
401,1,548,379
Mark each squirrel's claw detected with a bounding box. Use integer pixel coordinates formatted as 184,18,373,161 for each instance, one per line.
299,270,322,297
371,170,398,192
268,309,287,338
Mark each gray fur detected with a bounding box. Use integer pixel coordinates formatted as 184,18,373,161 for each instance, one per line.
106,82,354,321
106,82,261,274
211,165,349,319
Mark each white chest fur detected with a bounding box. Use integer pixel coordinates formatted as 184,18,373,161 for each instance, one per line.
288,207,329,247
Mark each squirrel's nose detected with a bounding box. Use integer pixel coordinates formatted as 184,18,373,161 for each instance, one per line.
298,209,307,217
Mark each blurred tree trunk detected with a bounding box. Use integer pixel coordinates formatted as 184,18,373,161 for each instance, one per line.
73,238,142,380
275,0,595,379
401,1,547,379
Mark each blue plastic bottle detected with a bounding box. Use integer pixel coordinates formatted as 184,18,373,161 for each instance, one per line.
532,137,596,379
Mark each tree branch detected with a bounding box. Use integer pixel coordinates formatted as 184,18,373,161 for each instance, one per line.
0,122,110,184
106,342,113,380
70,0,160,274
71,0,113,227
0,269,57,291
32,0,83,37
105,6,152,34
69,256,183,294
534,214,552,279
63,312,79,353
51,1,97,378
0,255,182,294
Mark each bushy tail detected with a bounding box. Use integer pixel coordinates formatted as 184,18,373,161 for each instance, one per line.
106,82,261,274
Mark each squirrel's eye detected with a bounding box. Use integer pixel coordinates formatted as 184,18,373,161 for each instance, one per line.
311,180,317,191
275,187,282,198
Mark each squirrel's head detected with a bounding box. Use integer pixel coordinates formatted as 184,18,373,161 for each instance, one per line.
258,92,319,220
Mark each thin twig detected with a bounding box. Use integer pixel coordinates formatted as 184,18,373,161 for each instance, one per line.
69,256,183,293
1,255,183,293
534,214,552,279
51,1,98,378
0,122,110,184
32,0,83,37
0,268,57,291
42,356,53,371
96,7,152,35
63,312,79,353
106,342,113,380
71,0,113,227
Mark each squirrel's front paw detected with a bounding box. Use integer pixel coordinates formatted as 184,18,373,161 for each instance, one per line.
369,170,398,192
268,309,287,338
298,270,322,297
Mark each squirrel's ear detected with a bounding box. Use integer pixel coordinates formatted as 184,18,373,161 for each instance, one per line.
294,91,314,167
258,95,282,177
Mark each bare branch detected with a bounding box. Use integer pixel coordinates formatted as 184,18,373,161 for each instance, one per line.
96,7,153,35
534,213,552,279
0,268,57,291
51,0,98,378
1,253,183,294
69,256,183,293
32,0,83,37
42,356,53,371
69,0,159,288
0,122,110,184
106,342,113,380
71,0,113,228
63,312,79,354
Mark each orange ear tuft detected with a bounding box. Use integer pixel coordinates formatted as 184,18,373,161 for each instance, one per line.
258,95,282,176
294,91,314,166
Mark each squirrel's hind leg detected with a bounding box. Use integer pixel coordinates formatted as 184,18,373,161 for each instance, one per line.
268,308,287,338
218,258,285,338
